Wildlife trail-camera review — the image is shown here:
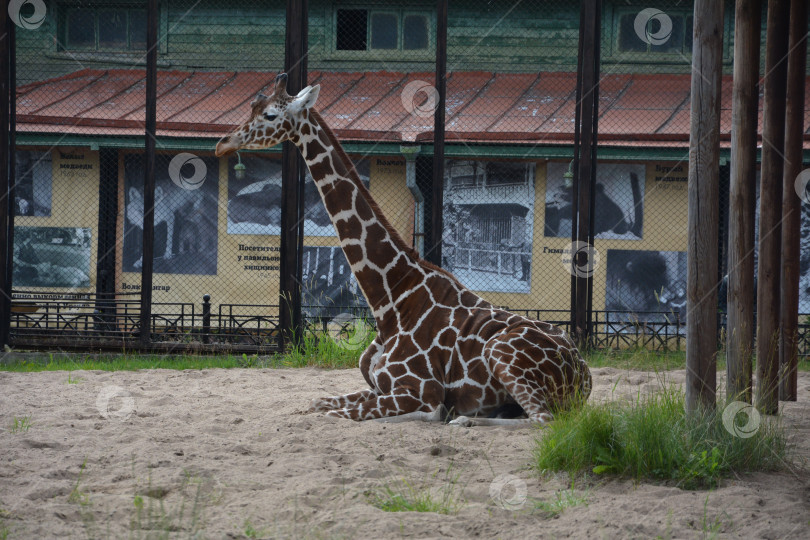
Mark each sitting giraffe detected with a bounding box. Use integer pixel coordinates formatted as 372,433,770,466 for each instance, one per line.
216,73,591,426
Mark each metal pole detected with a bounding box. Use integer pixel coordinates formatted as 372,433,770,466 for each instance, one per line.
685,0,724,413
778,0,807,402
727,0,761,402
139,0,159,347
429,0,447,269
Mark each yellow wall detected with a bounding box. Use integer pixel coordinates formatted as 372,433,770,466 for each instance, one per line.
14,147,99,297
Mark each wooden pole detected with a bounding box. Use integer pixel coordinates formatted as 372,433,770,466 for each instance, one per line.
685,0,724,413
139,0,158,347
279,0,308,349
429,0,447,268
779,0,807,402
0,6,11,348
727,0,762,403
573,0,600,351
756,0,790,415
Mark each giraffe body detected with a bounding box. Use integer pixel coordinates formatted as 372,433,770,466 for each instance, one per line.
216,73,591,425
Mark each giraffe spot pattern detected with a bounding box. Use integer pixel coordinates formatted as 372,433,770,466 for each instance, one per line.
218,80,592,423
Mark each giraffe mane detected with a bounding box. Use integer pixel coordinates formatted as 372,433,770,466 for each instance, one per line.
308,109,462,286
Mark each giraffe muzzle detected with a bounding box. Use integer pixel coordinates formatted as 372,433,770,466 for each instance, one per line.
215,135,240,157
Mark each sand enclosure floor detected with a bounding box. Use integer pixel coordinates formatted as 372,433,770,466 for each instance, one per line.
1,366,809,539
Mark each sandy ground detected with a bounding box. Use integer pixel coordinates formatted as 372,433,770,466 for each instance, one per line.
0,365,808,539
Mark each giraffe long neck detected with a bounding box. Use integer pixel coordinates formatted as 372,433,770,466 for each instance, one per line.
294,109,433,330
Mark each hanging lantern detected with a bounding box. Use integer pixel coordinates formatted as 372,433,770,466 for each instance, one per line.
234,151,246,180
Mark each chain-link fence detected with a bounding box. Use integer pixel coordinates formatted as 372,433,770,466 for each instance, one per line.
3,0,809,355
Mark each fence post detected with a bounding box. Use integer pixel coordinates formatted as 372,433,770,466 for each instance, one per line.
727,0,761,403
139,0,159,348
202,294,211,344
0,7,12,349
427,0,448,268
778,0,807,403
570,0,601,351
278,0,308,350
756,0,790,415
686,0,725,413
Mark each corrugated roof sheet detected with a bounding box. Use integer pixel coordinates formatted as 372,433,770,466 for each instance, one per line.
16,68,810,148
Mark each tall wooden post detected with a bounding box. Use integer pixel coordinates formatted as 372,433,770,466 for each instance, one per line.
570,0,600,351
279,0,308,350
756,0,790,415
779,0,807,402
0,7,12,348
428,0,447,268
686,0,724,413
139,0,159,347
727,0,761,403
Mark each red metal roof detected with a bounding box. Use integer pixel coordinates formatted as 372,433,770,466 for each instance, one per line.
15,68,810,148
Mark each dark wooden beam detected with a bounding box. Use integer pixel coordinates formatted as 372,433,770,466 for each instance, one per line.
0,7,11,348
756,0,790,415
727,0,762,403
779,0,807,402
571,0,600,350
686,0,725,413
138,0,159,347
429,0,448,268
279,0,308,350
95,148,120,332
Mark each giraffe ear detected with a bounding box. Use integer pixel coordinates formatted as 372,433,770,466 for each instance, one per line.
290,84,320,112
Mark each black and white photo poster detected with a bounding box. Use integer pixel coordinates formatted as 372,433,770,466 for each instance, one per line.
441,160,535,293
544,162,645,240
123,154,219,275
13,227,91,288
605,249,687,323
227,156,370,236
301,246,367,319
14,149,52,217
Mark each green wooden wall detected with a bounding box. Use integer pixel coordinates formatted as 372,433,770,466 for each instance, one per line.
14,0,808,86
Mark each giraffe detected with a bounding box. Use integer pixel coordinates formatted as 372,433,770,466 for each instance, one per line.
215,73,592,426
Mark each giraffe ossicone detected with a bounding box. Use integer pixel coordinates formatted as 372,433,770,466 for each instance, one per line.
216,72,592,426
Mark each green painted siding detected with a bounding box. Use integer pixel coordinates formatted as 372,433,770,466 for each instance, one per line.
14,0,810,85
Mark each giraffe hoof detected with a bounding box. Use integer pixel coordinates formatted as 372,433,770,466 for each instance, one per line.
448,416,474,427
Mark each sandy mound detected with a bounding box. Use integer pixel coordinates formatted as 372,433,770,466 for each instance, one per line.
0,366,808,539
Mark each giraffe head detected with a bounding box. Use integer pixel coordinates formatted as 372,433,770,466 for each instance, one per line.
215,73,320,157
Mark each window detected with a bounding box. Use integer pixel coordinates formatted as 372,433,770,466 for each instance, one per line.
335,8,431,53
60,4,146,52
616,10,693,56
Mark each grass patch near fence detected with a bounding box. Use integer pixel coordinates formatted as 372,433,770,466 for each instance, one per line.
0,323,375,372
533,386,791,489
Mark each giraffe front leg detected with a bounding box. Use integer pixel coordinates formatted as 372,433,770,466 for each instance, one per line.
325,385,443,422
308,337,383,413
308,389,377,413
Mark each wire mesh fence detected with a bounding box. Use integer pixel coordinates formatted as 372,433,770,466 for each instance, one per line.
4,0,810,355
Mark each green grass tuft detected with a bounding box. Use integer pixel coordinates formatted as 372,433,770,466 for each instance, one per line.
9,415,33,434
533,387,790,489
533,487,589,518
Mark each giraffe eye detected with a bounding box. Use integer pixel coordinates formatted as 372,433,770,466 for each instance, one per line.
264,113,278,121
